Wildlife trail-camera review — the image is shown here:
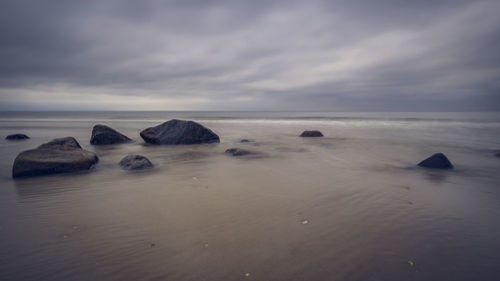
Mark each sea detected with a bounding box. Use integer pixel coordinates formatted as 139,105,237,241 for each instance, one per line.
1,111,500,281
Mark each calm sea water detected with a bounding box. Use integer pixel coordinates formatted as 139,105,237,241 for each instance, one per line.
1,111,500,281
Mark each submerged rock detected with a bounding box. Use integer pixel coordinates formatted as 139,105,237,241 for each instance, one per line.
6,134,30,140
140,119,219,145
90,124,131,145
12,137,98,178
238,139,260,146
300,130,323,137
172,151,210,162
119,155,153,170
417,153,453,169
225,148,262,157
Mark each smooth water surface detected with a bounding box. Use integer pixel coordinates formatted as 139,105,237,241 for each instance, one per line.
1,111,500,281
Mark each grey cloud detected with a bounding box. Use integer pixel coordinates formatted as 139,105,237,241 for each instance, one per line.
0,0,499,110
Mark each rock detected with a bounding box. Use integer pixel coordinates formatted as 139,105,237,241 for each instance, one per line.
119,155,153,170
417,153,453,169
225,148,262,157
6,134,30,140
239,139,260,146
300,130,323,137
90,124,131,145
140,119,220,145
12,137,98,178
38,137,82,150
495,152,500,158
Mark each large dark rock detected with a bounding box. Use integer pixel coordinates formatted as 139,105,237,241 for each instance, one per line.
300,130,323,137
418,153,453,169
494,152,500,158
140,119,220,145
6,134,30,140
225,148,262,157
12,137,99,178
90,124,131,145
119,155,153,170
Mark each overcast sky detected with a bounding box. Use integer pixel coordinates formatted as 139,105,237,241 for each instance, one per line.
0,0,499,111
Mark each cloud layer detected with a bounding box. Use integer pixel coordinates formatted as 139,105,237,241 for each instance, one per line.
1,0,499,110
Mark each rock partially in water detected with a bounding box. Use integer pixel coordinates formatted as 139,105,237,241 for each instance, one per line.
38,137,82,150
238,139,260,146
225,148,262,157
140,119,220,145
12,137,98,178
300,130,323,137
90,124,132,145
417,153,454,169
119,155,153,170
6,134,30,140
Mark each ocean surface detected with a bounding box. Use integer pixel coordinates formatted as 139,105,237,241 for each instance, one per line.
1,111,500,281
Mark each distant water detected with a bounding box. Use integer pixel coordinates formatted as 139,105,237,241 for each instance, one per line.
1,111,500,281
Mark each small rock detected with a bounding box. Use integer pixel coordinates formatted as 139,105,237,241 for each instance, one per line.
494,152,500,158
6,134,30,140
239,139,260,146
119,155,153,171
417,153,453,169
225,148,261,157
90,124,131,145
300,130,323,137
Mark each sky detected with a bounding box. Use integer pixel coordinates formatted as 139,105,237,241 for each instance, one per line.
0,0,499,111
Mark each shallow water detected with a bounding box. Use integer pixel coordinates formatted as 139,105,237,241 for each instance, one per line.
1,111,500,281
